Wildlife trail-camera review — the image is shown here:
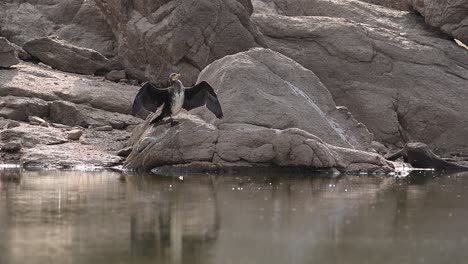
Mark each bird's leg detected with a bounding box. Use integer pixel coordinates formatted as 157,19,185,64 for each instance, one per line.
150,113,165,124
170,117,180,127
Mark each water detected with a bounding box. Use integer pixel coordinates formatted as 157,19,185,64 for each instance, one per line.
1,169,468,264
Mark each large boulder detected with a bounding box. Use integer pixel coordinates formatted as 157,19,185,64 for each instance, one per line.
406,0,468,45
0,0,116,57
94,0,266,84
124,48,393,171
194,48,373,150
253,13,468,155
23,37,114,75
0,37,20,68
124,114,392,172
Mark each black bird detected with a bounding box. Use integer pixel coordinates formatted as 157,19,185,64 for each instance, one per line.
132,73,224,126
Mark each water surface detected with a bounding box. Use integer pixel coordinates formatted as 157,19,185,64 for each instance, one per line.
1,169,468,264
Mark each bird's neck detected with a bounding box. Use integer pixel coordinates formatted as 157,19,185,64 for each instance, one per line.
172,80,185,92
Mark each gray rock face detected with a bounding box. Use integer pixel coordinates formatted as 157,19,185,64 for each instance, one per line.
0,121,127,168
359,0,410,10
406,0,468,44
125,114,392,172
0,96,49,122
253,13,468,154
194,48,373,150
49,100,139,129
124,49,393,171
94,0,266,84
0,37,20,68
23,37,113,75
0,62,141,129
0,0,116,57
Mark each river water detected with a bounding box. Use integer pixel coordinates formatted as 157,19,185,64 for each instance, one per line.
1,168,467,264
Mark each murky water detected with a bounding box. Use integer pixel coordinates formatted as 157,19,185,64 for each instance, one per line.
1,169,468,264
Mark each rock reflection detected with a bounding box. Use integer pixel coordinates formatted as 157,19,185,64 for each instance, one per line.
127,175,219,264
1,170,468,264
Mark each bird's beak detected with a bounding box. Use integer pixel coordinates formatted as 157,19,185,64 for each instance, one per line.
172,73,180,81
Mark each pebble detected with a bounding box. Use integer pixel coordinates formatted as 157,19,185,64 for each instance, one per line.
67,129,83,140
105,70,126,82
28,116,49,126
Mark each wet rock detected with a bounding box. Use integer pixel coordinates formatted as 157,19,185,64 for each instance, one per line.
0,37,20,68
94,0,266,84
253,12,468,155
66,129,83,140
406,0,468,44
388,142,468,171
23,36,113,75
0,96,49,122
195,48,373,150
1,142,22,153
105,70,126,82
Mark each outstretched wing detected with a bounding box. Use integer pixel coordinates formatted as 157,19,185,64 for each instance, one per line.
183,81,223,118
132,82,171,116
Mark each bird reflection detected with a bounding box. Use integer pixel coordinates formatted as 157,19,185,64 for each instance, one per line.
127,174,219,264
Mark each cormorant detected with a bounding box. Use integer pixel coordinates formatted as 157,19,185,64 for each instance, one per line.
132,73,224,126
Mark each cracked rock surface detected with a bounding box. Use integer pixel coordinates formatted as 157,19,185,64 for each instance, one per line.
253,11,468,154
125,114,392,172
0,0,116,57
125,49,392,172
406,0,468,45
94,0,266,84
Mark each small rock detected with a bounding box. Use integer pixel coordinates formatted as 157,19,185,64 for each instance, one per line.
50,123,71,129
94,125,113,131
109,120,125,130
105,70,126,82
67,129,83,140
10,42,32,61
29,116,48,126
371,141,388,154
1,142,22,152
116,146,132,157
38,62,53,69
7,120,21,128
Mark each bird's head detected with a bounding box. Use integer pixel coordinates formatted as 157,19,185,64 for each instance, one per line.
169,73,181,84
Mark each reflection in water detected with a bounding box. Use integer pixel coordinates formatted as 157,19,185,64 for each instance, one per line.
1,169,468,264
